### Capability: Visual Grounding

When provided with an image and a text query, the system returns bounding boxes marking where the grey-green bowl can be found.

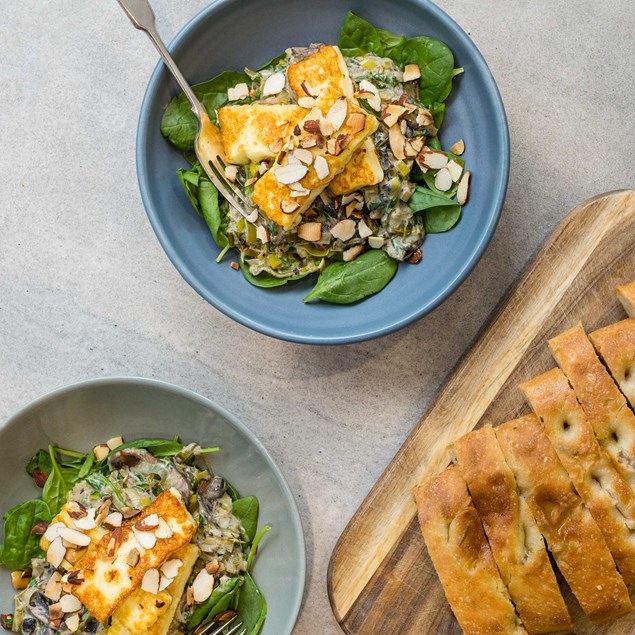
[0,377,305,634]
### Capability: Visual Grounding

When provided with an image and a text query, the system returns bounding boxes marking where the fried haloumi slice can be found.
[329,139,384,195]
[217,104,306,164]
[70,489,196,623]
[107,544,199,635]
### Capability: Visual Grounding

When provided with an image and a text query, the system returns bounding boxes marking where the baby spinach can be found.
[377,28,407,56]
[232,496,259,543]
[0,499,51,570]
[303,250,398,304]
[237,572,267,635]
[338,12,384,57]
[42,446,70,515]
[26,449,52,487]
[409,187,462,233]
[257,52,286,72]
[187,576,240,630]
[239,262,309,288]
[161,70,251,152]
[224,479,241,501]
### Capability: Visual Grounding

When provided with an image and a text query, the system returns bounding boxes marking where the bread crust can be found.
[413,466,527,635]
[495,415,632,624]
[453,426,571,634]
[548,324,635,491]
[616,281,635,317]
[589,318,635,410]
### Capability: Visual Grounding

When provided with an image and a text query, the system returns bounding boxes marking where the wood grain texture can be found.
[328,190,635,635]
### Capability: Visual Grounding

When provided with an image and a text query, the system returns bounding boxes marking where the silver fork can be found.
[195,613,247,635]
[115,0,255,220]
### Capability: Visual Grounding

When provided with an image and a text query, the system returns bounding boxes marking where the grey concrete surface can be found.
[0,1,633,633]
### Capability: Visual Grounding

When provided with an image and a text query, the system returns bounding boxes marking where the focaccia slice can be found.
[413,466,528,635]
[521,368,635,583]
[617,281,635,317]
[549,324,635,491]
[71,490,196,623]
[589,318,635,409]
[496,415,631,624]
[328,139,384,195]
[453,426,571,634]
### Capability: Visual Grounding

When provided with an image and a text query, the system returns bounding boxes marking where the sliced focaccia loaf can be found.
[521,368,635,583]
[549,324,635,491]
[413,466,528,635]
[589,318,635,410]
[495,415,632,624]
[453,426,571,634]
[617,281,635,317]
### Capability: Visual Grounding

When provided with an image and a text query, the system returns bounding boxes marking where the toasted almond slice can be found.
[58,527,91,548]
[141,568,160,595]
[381,104,409,128]
[314,155,329,180]
[280,200,300,215]
[160,559,183,579]
[262,72,285,97]
[159,575,173,592]
[449,139,465,155]
[102,511,122,529]
[274,164,308,185]
[135,514,160,531]
[325,96,348,132]
[155,518,173,539]
[59,594,82,613]
[67,501,88,520]
[258,161,269,175]
[330,219,356,241]
[227,83,249,101]
[127,548,141,568]
[434,167,453,192]
[343,245,364,262]
[107,527,123,557]
[457,170,470,205]
[388,125,406,160]
[298,222,322,242]
[368,236,385,249]
[293,148,313,165]
[297,96,316,108]
[446,159,463,182]
[300,80,318,98]
[45,572,63,601]
[268,138,283,154]
[346,112,366,134]
[93,444,109,461]
[73,507,96,531]
[205,560,220,575]
[299,134,318,149]
[192,569,215,603]
[106,436,124,451]
[66,570,84,586]
[47,537,66,568]
[303,119,321,134]
[256,225,269,243]
[403,64,421,82]
[419,151,448,170]
[287,152,301,165]
[49,603,64,623]
[31,520,49,536]
[416,108,433,127]
[357,219,373,239]
[134,529,157,550]
[358,80,381,111]
[319,117,335,137]
[44,521,66,542]
[224,165,239,182]
[65,613,80,633]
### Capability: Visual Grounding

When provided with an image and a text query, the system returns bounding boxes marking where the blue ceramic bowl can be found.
[0,378,305,635]
[137,0,509,344]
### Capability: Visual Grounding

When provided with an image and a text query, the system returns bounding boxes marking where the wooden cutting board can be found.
[328,190,635,635]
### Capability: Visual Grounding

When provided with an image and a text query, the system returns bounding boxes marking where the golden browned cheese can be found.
[589,318,635,409]
[495,415,632,624]
[616,281,635,317]
[71,490,196,623]
[549,324,635,491]
[328,139,384,195]
[413,466,528,635]
[453,425,571,634]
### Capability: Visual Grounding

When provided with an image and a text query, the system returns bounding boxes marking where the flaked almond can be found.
[224,165,239,183]
[48,603,64,623]
[336,133,353,150]
[403,63,421,82]
[244,176,258,187]
[297,96,316,108]
[256,225,269,243]
[449,139,465,155]
[434,167,453,192]
[160,559,183,579]
[58,527,90,547]
[11,571,30,590]
[227,83,249,101]
[319,117,335,137]
[343,244,364,262]
[45,573,63,601]
[155,518,173,539]
[192,569,215,603]
[205,560,220,575]
[107,527,124,557]
[330,219,356,241]
[341,192,362,206]
[293,148,313,165]
[419,151,448,170]
[280,200,300,215]
[93,444,110,461]
[95,499,112,525]
[300,81,318,98]
[414,155,429,173]
[358,80,381,111]
[65,613,80,633]
[368,236,385,249]
[73,508,96,531]
[159,575,173,592]
[346,112,367,134]
[381,104,409,128]
[268,138,283,154]
[297,222,322,242]
[186,586,195,606]
[66,570,84,585]
[127,548,141,568]
[47,538,66,568]
[314,155,329,180]
[44,522,65,542]
[59,594,82,613]
[121,507,141,520]
[446,159,463,182]
[134,529,157,550]
[303,119,321,134]
[299,134,318,149]
[64,547,86,566]
[135,514,160,532]
[106,436,124,451]
[258,161,269,175]
[357,219,373,239]
[274,164,308,185]
[388,125,406,160]
[262,72,285,97]
[31,520,49,536]
[230,261,240,271]
[102,512,122,529]
[67,502,88,520]
[416,108,433,127]
[457,171,470,205]
[289,181,310,193]
[325,138,341,156]
[141,568,160,595]
[408,248,423,264]
[325,97,348,132]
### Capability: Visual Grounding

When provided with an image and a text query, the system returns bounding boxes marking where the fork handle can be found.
[115,0,204,118]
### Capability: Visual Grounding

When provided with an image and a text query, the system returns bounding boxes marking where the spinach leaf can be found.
[102,438,185,459]
[237,573,267,635]
[377,28,407,56]
[428,101,446,128]
[426,136,442,151]
[257,52,286,72]
[26,450,52,488]
[161,70,250,152]
[239,262,310,288]
[0,499,51,570]
[409,187,462,233]
[338,12,384,57]
[232,496,259,543]
[187,577,240,630]
[42,446,70,515]
[421,154,464,198]
[224,480,241,501]
[303,250,398,304]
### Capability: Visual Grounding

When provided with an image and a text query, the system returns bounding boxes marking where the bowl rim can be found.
[136,0,510,345]
[0,376,307,635]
